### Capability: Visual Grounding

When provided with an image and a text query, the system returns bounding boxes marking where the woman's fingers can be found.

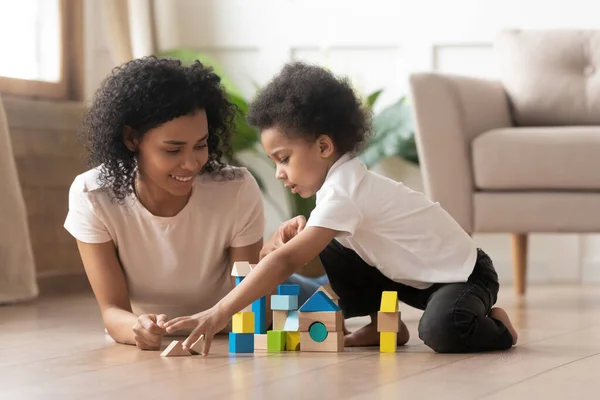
[156,314,168,328]
[164,317,196,334]
[202,333,213,356]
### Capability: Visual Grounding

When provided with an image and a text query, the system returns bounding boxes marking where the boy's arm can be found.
[165,226,338,354]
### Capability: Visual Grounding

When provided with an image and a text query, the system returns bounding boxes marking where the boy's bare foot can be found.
[489,307,518,345]
[344,320,410,347]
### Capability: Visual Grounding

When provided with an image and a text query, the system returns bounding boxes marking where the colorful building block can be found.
[298,311,342,332]
[377,311,400,332]
[252,296,266,334]
[254,334,268,350]
[273,310,288,330]
[299,291,340,312]
[271,295,298,311]
[285,331,301,351]
[277,284,300,296]
[232,312,255,333]
[267,330,286,351]
[380,331,396,353]
[300,331,343,352]
[229,332,254,353]
[231,261,252,277]
[380,291,398,312]
[235,276,244,286]
[308,322,328,342]
[283,310,299,331]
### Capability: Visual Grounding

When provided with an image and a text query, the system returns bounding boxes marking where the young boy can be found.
[164,62,518,355]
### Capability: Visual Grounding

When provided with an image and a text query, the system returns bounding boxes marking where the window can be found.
[0,0,83,100]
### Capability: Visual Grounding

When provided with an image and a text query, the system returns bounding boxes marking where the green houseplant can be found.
[160,48,418,221]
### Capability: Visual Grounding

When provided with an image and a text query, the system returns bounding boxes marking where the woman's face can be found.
[129,109,210,199]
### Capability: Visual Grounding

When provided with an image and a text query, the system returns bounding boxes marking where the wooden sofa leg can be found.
[511,233,528,295]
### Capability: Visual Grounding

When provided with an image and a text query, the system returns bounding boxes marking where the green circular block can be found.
[309,322,328,342]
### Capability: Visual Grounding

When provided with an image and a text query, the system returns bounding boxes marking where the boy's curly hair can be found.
[79,56,236,202]
[246,61,372,155]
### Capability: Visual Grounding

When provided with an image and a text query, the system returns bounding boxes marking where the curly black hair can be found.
[246,61,372,155]
[79,56,236,202]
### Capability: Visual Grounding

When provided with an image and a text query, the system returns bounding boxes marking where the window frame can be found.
[0,0,84,101]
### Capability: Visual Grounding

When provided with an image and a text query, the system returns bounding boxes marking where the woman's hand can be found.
[163,305,230,355]
[260,215,307,259]
[132,313,167,350]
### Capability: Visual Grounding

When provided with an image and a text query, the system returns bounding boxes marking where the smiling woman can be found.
[62,56,266,350]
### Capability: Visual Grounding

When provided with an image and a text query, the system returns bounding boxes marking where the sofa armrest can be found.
[408,73,512,233]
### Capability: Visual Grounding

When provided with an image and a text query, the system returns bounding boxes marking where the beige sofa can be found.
[409,30,600,294]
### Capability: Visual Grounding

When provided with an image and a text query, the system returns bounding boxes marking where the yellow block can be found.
[232,312,255,333]
[380,291,398,312]
[285,331,300,351]
[380,331,397,353]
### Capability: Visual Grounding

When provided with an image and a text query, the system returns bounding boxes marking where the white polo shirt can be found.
[64,166,264,318]
[306,154,478,289]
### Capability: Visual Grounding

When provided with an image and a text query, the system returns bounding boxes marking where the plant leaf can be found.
[359,97,419,167]
[365,89,383,109]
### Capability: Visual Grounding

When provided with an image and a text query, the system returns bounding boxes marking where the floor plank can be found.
[1,284,599,399]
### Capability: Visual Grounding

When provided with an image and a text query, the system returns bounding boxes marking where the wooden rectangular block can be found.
[380,331,396,353]
[300,331,344,352]
[285,331,300,351]
[380,291,398,312]
[270,295,299,311]
[377,311,400,332]
[254,334,268,351]
[283,310,299,331]
[252,296,267,334]
[189,335,205,355]
[273,310,288,330]
[229,332,254,353]
[277,284,300,296]
[299,311,342,332]
[232,312,255,333]
[160,340,192,357]
[267,330,286,352]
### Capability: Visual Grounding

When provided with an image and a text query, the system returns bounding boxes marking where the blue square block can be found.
[277,284,300,296]
[229,332,254,353]
[252,296,267,334]
[235,276,244,286]
[270,295,298,311]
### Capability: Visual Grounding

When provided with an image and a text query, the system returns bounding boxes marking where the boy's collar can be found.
[324,153,352,181]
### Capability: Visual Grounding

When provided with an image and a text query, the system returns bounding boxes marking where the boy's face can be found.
[261,127,334,198]
[126,109,210,199]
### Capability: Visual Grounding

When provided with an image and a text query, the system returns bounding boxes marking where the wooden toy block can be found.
[267,330,286,352]
[283,310,299,331]
[300,331,344,352]
[273,310,288,330]
[380,331,396,353]
[299,310,342,332]
[189,335,205,355]
[241,303,253,312]
[270,294,298,311]
[231,261,253,277]
[160,340,192,357]
[285,331,300,351]
[232,312,255,333]
[299,291,340,312]
[235,276,244,286]
[380,291,398,312]
[377,311,400,333]
[252,296,267,334]
[229,332,254,353]
[277,284,300,296]
[254,334,268,350]
[317,284,340,305]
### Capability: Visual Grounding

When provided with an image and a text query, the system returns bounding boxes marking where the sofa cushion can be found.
[497,30,600,126]
[472,127,600,190]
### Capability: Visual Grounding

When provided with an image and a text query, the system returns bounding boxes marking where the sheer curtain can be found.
[0,95,38,304]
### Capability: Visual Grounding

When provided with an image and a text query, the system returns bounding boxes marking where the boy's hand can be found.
[261,215,306,258]
[163,305,230,355]
[132,313,167,350]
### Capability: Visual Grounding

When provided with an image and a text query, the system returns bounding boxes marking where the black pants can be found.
[319,240,514,353]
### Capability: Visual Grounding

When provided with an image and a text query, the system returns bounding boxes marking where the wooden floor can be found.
[2,284,600,399]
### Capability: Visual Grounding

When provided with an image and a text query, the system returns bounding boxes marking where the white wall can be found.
[84,0,600,284]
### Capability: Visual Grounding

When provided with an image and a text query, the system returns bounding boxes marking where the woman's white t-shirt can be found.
[64,166,264,318]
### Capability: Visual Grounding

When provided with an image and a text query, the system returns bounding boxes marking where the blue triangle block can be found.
[299,291,340,312]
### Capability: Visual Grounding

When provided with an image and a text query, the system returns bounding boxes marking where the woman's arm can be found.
[76,240,165,349]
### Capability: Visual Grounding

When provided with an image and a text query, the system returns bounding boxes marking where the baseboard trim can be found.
[37,272,91,296]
